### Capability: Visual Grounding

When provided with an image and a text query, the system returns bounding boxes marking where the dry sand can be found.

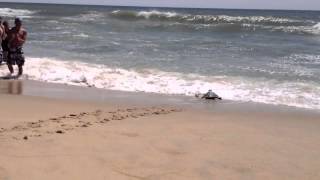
[0,83,320,179]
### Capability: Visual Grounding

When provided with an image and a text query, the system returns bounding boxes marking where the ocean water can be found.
[0,2,320,110]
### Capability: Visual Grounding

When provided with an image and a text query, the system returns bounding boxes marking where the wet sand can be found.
[0,80,320,180]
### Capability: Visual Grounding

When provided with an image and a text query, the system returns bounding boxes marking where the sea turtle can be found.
[196,90,222,100]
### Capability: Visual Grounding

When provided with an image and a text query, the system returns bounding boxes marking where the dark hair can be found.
[15,18,22,24]
[3,20,9,27]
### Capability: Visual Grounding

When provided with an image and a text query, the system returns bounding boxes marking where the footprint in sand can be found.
[1,107,181,140]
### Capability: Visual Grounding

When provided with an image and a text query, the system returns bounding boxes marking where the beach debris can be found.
[56,130,64,134]
[23,136,28,140]
[0,128,6,133]
[79,112,87,116]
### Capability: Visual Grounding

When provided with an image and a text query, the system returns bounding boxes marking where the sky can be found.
[2,0,320,10]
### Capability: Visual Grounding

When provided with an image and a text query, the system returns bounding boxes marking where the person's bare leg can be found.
[3,52,8,63]
[7,64,14,74]
[18,65,23,76]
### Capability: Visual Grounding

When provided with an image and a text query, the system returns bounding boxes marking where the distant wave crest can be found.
[314,22,320,29]
[0,8,36,18]
[108,10,320,35]
[62,11,105,22]
[110,10,305,26]
[312,22,320,34]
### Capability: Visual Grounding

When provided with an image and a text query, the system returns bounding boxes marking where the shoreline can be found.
[1,79,320,179]
[2,55,320,110]
[1,79,320,115]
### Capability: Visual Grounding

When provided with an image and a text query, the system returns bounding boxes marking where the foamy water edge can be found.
[1,57,319,110]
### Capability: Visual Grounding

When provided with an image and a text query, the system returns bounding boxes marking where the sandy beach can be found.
[0,2,319,179]
[0,80,319,180]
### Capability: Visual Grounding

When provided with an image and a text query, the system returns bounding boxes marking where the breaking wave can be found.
[108,10,320,35]
[0,8,36,18]
[1,57,319,110]
[312,22,320,33]
[62,11,105,22]
[269,22,320,35]
[110,10,306,26]
[56,10,320,35]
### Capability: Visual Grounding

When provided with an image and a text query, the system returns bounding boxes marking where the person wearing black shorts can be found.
[7,18,27,76]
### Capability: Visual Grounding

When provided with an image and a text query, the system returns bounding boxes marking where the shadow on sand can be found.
[0,75,20,80]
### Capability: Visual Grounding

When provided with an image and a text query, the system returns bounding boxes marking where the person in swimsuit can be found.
[1,20,10,64]
[7,18,27,76]
[0,17,4,64]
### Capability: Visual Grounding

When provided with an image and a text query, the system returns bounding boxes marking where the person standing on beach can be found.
[1,20,10,64]
[0,17,4,64]
[7,18,27,76]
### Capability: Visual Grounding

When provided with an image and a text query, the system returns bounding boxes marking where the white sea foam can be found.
[314,22,320,29]
[242,23,320,35]
[1,57,319,110]
[136,10,178,18]
[285,54,320,65]
[62,11,105,22]
[281,24,320,35]
[0,8,36,18]
[73,33,90,38]
[312,22,320,34]
[192,15,300,24]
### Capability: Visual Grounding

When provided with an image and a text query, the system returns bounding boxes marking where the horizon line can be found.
[1,1,320,12]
